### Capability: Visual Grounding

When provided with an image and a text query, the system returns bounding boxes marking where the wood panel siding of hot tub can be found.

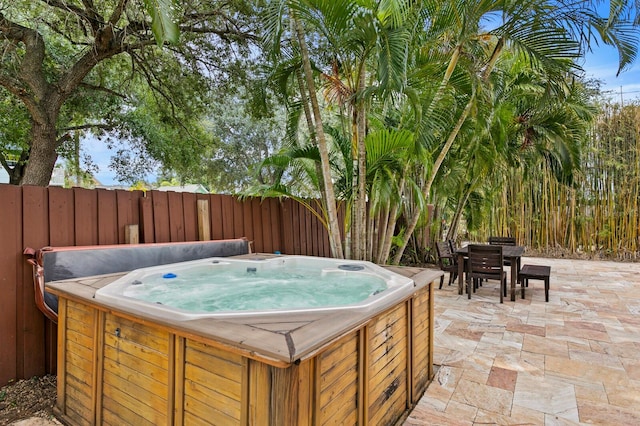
[52,268,437,426]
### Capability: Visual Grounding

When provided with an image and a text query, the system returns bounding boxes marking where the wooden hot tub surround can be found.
[48,256,439,426]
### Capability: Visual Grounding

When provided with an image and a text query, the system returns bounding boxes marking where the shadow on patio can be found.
[405,257,640,425]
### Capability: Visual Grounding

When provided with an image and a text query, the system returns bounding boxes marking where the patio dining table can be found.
[456,244,525,301]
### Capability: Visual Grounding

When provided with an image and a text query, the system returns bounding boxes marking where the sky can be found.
[582,44,640,104]
[84,34,640,187]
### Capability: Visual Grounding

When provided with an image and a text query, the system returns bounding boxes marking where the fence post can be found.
[125,225,139,244]
[197,199,211,241]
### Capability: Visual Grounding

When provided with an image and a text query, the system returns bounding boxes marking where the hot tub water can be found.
[94,255,415,320]
[125,263,387,311]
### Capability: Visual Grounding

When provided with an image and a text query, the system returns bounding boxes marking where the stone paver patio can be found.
[405,257,640,425]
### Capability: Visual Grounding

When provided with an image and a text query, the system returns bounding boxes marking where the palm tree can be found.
[263,0,345,258]
[300,0,419,259]
[390,0,638,263]
[446,51,596,243]
[262,0,420,260]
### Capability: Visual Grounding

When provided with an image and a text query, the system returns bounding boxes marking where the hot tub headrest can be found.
[24,238,250,323]
[41,239,249,283]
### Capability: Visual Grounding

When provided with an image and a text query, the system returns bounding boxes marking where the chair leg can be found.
[544,277,549,302]
[499,277,504,304]
[449,271,456,286]
[439,274,444,289]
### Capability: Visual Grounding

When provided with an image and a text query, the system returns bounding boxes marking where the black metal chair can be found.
[436,241,458,289]
[466,244,507,303]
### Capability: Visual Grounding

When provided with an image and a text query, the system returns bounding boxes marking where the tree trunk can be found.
[390,38,505,264]
[355,67,368,260]
[378,173,406,264]
[351,109,360,259]
[21,117,59,186]
[293,14,344,259]
[446,180,476,242]
[375,201,390,264]
[392,91,475,264]
[295,68,330,220]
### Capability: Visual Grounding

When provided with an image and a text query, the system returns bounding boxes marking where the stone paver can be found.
[405,257,640,425]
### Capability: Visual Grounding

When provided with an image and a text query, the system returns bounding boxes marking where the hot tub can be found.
[48,253,439,425]
[94,256,416,320]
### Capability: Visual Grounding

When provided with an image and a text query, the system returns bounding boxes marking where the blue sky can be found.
[83,136,158,186]
[582,44,640,103]
[83,136,118,185]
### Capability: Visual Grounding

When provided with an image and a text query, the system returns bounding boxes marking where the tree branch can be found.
[55,26,130,100]
[37,0,103,33]
[78,82,127,99]
[108,0,128,26]
[59,123,114,133]
[41,18,92,47]
[0,12,48,95]
[179,25,258,41]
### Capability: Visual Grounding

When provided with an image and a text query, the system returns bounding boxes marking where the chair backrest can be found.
[488,236,516,246]
[467,244,504,279]
[436,241,456,268]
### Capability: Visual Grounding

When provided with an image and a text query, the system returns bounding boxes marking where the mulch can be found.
[0,375,56,425]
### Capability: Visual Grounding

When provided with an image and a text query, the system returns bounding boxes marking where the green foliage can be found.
[0,88,29,156]
[0,0,260,185]
[198,97,287,194]
[144,0,181,46]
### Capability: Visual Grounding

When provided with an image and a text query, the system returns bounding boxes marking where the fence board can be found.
[281,199,294,255]
[233,199,244,239]
[182,193,198,241]
[242,200,254,246]
[74,188,98,246]
[151,191,170,243]
[49,186,75,246]
[0,185,21,385]
[260,200,273,254]
[291,202,300,254]
[221,195,235,240]
[167,191,186,242]
[270,198,282,253]
[316,205,324,256]
[210,195,224,240]
[251,198,263,253]
[117,190,140,244]
[309,202,317,257]
[139,196,154,243]
[316,201,326,257]
[97,189,118,245]
[302,204,311,256]
[21,186,50,378]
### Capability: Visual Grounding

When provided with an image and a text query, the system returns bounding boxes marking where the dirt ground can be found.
[0,376,57,426]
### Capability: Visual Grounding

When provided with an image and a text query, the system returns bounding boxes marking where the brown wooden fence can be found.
[0,184,332,386]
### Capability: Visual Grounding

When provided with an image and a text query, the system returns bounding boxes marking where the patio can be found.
[405,256,640,425]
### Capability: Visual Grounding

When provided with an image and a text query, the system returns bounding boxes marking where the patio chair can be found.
[466,244,507,303]
[436,241,458,289]
[448,239,475,287]
[488,236,516,246]
[488,236,516,266]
